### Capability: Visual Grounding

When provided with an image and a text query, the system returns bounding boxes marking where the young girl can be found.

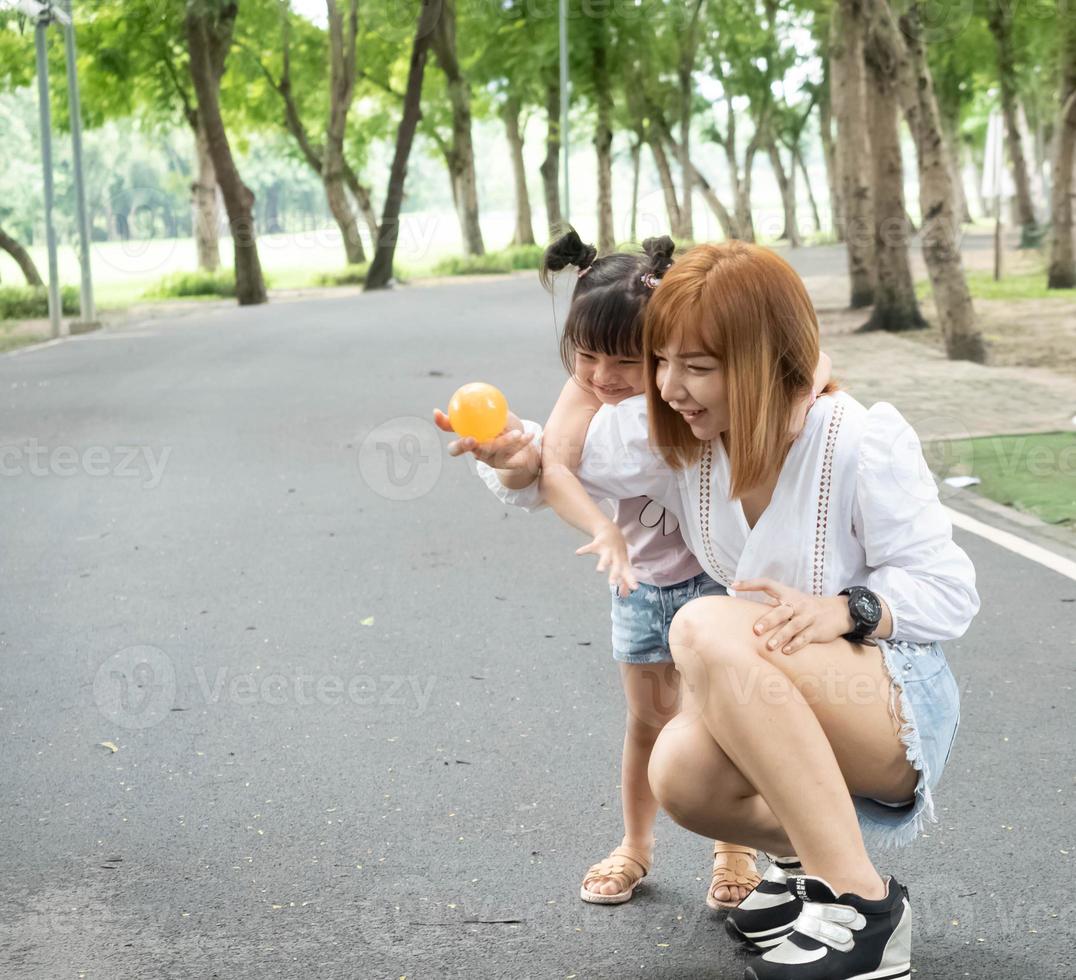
[487,241,977,979]
[535,230,763,908]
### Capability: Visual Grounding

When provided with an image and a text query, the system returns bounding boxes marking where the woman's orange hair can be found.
[643,241,825,498]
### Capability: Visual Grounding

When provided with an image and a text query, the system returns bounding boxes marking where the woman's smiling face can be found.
[573,349,645,404]
[652,333,729,441]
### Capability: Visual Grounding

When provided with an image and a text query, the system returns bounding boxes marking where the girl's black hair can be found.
[540,228,676,376]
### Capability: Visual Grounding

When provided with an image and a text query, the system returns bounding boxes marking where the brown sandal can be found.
[579,844,651,905]
[706,842,762,910]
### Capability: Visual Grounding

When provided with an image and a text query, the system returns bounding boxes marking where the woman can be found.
[468,241,977,980]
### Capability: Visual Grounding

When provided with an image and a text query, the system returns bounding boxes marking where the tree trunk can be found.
[767,139,801,246]
[0,224,44,285]
[736,136,760,243]
[820,64,844,239]
[365,1,441,290]
[721,89,746,239]
[649,133,682,235]
[656,117,736,240]
[1048,1,1076,288]
[191,119,221,271]
[263,3,368,264]
[629,137,641,242]
[676,0,706,241]
[988,0,1040,246]
[940,114,973,224]
[832,0,875,307]
[861,7,926,332]
[343,173,380,247]
[795,145,823,234]
[591,23,615,253]
[431,0,484,255]
[325,0,365,265]
[184,1,267,306]
[687,157,736,240]
[502,97,535,246]
[539,75,562,238]
[890,1,985,360]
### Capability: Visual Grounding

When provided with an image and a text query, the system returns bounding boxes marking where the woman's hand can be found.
[576,521,639,597]
[433,408,539,474]
[731,578,854,655]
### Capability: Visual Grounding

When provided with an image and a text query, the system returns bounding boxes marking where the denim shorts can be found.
[853,638,961,852]
[610,571,728,664]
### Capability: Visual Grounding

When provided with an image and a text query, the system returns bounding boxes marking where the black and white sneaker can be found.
[725,855,804,950]
[744,873,911,980]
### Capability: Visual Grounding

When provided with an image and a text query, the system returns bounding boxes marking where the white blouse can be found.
[481,391,979,644]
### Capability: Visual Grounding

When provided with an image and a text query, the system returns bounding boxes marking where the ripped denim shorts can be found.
[853,638,961,852]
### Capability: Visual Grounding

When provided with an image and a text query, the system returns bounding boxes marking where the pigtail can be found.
[540,227,598,291]
[641,235,676,281]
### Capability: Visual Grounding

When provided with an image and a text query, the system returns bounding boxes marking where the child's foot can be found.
[744,873,911,980]
[707,842,762,910]
[579,843,651,905]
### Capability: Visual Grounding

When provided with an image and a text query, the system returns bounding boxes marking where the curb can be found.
[941,484,1076,570]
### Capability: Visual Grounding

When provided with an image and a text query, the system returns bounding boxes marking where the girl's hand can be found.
[433,408,538,473]
[576,521,639,597]
[731,578,854,655]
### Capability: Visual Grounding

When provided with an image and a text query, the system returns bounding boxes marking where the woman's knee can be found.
[647,717,716,813]
[668,596,761,682]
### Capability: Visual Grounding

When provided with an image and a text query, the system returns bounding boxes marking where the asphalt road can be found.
[0,274,1072,979]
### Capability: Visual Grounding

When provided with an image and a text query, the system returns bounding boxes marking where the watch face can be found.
[854,591,882,625]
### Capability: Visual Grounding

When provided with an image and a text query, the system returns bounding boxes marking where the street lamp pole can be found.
[31,7,62,338]
[61,0,96,327]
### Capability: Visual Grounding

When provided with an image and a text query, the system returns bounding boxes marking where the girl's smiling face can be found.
[573,349,644,404]
[652,334,729,441]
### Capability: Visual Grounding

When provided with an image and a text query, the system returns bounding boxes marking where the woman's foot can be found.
[707,842,762,910]
[579,841,652,905]
[744,873,911,980]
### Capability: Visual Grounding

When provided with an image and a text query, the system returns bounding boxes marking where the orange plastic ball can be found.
[448,382,509,443]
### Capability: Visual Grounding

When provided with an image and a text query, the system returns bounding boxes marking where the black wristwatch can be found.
[839,587,883,643]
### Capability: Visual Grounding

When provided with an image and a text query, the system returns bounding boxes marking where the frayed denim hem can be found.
[852,638,942,852]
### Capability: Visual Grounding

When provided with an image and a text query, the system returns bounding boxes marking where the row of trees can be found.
[1,1,1074,362]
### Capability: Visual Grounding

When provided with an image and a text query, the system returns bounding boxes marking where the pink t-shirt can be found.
[613,495,703,587]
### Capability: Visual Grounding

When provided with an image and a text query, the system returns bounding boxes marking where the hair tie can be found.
[577,266,592,279]
[640,273,660,289]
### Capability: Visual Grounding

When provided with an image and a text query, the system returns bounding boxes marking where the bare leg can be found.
[583,662,680,897]
[652,596,918,900]
[619,662,679,851]
[649,714,795,856]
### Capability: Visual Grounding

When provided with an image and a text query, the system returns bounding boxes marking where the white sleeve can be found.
[575,397,678,508]
[852,402,980,643]
[473,419,547,513]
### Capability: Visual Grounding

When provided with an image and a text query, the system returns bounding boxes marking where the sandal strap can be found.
[713,843,757,858]
[582,845,651,889]
[710,844,762,891]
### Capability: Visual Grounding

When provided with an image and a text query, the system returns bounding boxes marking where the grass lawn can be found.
[917,266,1076,303]
[935,432,1076,526]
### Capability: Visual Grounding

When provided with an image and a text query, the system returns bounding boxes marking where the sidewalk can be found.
[795,247,1076,442]
[795,245,1076,556]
